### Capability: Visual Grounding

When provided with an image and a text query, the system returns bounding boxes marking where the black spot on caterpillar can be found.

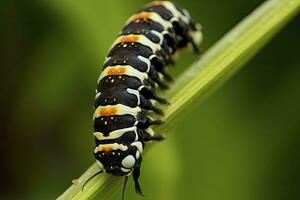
[83,1,203,199]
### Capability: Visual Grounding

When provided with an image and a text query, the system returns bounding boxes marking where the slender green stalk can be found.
[57,0,300,199]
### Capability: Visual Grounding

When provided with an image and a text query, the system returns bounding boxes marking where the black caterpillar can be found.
[83,1,202,199]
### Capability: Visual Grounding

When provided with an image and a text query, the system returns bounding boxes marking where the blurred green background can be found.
[1,0,300,199]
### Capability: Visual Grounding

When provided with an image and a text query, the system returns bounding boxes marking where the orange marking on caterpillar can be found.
[132,12,153,21]
[101,145,113,152]
[107,67,127,76]
[119,35,140,43]
[99,107,118,116]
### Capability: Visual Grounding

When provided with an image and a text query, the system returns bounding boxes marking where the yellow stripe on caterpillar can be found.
[94,126,138,140]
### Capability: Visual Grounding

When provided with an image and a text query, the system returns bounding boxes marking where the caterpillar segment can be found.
[84,1,203,199]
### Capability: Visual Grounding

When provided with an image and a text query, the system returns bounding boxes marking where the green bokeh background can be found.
[1,0,300,199]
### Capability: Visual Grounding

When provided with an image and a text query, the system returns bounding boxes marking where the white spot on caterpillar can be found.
[121,155,136,168]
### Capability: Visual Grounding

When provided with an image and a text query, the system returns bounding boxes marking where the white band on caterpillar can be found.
[94,126,138,140]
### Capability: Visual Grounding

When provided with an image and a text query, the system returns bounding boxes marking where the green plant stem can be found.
[57,0,300,199]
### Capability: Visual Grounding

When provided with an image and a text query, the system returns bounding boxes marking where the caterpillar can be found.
[83,1,203,199]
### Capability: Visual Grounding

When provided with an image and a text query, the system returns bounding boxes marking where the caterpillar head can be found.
[94,142,143,176]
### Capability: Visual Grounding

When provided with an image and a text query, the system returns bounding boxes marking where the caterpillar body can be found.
[87,1,203,198]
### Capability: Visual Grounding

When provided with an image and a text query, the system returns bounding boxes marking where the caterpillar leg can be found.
[160,70,173,82]
[148,134,165,141]
[137,112,164,129]
[148,66,171,88]
[133,167,144,196]
[147,77,169,90]
[138,128,165,142]
[139,86,169,104]
[140,96,164,115]
[153,78,170,90]
[122,176,129,200]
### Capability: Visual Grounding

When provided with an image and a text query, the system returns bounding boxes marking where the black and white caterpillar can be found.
[84,1,202,199]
